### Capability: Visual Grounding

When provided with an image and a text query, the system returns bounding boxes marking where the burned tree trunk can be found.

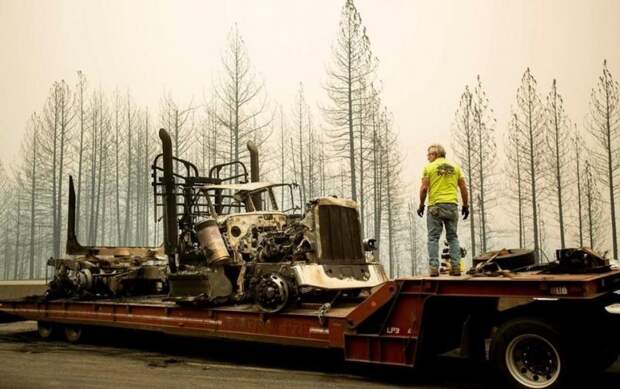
[588,60,620,258]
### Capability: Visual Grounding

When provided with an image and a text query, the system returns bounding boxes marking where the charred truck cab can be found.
[47,129,387,312]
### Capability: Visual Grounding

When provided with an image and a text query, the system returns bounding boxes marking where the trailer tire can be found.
[37,321,56,340]
[63,325,83,343]
[490,317,567,389]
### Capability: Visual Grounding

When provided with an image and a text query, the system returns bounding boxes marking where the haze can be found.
[1,0,619,185]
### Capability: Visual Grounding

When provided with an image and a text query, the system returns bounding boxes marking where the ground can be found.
[0,321,618,389]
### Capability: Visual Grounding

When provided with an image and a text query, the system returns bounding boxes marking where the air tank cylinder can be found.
[196,219,230,265]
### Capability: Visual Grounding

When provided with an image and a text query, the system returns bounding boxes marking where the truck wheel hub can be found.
[506,334,560,388]
[255,273,290,313]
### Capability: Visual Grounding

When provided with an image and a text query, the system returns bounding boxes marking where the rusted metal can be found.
[0,299,337,348]
[3,270,619,367]
[471,248,534,271]
[344,334,416,366]
[345,281,398,328]
[398,270,620,299]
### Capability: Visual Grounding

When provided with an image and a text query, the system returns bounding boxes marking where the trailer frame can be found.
[2,271,619,372]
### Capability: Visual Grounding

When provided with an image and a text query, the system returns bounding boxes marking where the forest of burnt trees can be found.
[1,0,620,280]
[454,62,620,264]
[0,0,413,280]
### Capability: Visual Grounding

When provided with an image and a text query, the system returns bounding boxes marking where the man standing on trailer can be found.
[417,144,469,277]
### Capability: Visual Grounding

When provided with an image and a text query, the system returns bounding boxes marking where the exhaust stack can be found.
[247,141,260,210]
[65,176,87,255]
[159,128,178,272]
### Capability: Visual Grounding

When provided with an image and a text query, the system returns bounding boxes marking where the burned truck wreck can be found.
[47,129,387,312]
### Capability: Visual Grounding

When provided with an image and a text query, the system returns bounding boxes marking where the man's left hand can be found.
[461,205,469,220]
[417,205,425,217]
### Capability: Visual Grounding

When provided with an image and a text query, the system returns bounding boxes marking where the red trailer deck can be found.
[2,271,620,388]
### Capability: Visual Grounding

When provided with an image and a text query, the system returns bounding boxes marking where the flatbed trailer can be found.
[2,271,620,389]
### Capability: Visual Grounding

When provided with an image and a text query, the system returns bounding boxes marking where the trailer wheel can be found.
[37,322,55,340]
[63,325,83,343]
[490,317,566,389]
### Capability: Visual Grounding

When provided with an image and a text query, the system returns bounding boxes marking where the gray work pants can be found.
[427,203,460,269]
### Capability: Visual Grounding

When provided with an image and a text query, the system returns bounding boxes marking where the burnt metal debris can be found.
[46,128,388,312]
[468,247,610,276]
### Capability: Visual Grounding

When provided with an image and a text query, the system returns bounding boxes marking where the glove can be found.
[417,205,425,217]
[461,205,469,220]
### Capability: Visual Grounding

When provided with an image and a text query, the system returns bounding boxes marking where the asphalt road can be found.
[0,321,618,389]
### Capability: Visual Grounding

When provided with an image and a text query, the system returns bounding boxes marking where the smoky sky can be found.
[1,0,619,189]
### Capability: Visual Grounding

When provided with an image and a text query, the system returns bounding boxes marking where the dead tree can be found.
[307,112,318,201]
[292,83,308,206]
[112,90,124,245]
[10,116,41,279]
[356,79,376,238]
[323,0,376,201]
[87,90,106,245]
[278,106,287,206]
[506,114,525,248]
[27,116,39,278]
[95,95,112,245]
[214,24,271,180]
[41,81,75,258]
[370,87,383,260]
[407,200,425,275]
[75,71,87,236]
[452,86,476,255]
[160,92,194,165]
[513,68,546,261]
[382,111,404,277]
[587,60,620,258]
[583,160,603,249]
[123,92,139,245]
[472,76,496,253]
[0,162,10,278]
[451,77,496,257]
[197,96,223,176]
[140,111,153,246]
[13,191,22,279]
[544,79,571,249]
[574,131,585,247]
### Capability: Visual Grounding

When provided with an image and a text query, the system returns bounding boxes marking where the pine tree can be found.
[214,24,271,180]
[323,0,376,201]
[452,86,476,255]
[512,68,547,261]
[545,79,571,248]
[582,160,603,249]
[587,60,620,258]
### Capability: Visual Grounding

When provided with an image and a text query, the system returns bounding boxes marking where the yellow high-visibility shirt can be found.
[422,157,462,206]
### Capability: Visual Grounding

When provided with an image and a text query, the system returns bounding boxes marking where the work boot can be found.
[449,267,461,276]
[429,267,439,277]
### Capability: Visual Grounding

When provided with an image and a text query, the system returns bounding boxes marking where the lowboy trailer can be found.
[2,270,620,389]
